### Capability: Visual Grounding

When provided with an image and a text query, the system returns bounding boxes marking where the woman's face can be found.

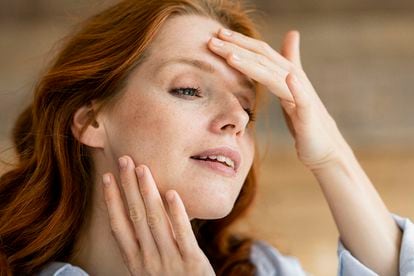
[101,15,256,220]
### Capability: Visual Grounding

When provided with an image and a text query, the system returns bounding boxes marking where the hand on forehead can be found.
[143,15,257,104]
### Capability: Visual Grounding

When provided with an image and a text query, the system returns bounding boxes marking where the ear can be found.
[71,102,105,148]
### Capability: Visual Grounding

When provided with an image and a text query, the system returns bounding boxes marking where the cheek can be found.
[105,92,201,183]
[244,135,255,171]
[104,90,255,219]
[108,96,187,158]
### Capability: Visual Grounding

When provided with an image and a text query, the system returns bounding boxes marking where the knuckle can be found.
[128,266,140,276]
[226,52,235,62]
[109,220,122,236]
[174,229,187,242]
[124,252,140,271]
[128,204,144,223]
[139,184,151,197]
[257,54,268,66]
[122,252,136,268]
[174,227,191,243]
[120,178,131,190]
[121,252,130,264]
[260,41,271,53]
[142,253,161,275]
[147,213,161,229]
[104,192,114,206]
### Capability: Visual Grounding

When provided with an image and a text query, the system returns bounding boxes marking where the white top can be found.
[36,213,414,276]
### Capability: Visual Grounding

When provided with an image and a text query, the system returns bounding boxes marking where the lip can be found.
[190,146,241,177]
[190,158,237,177]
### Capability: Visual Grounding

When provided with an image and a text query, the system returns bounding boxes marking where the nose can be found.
[210,97,250,137]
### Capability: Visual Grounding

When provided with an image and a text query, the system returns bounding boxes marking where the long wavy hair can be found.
[0,0,266,275]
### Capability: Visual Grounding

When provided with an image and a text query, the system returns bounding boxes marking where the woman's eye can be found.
[170,87,202,97]
[244,108,256,123]
[170,86,255,123]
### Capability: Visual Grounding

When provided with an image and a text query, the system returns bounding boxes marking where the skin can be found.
[96,15,256,221]
[70,15,254,275]
[70,15,402,276]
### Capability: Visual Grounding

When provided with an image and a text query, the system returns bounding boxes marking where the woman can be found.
[0,0,412,275]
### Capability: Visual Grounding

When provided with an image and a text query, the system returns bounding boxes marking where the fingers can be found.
[165,190,200,259]
[280,32,334,119]
[102,173,141,269]
[118,156,159,261]
[285,73,311,111]
[217,27,292,71]
[280,31,330,116]
[281,30,303,69]
[104,159,207,273]
[136,165,180,260]
[208,36,294,102]
[279,73,310,122]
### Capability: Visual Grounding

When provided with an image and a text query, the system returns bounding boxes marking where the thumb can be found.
[280,30,302,69]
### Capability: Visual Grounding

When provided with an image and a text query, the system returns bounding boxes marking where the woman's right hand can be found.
[102,155,215,276]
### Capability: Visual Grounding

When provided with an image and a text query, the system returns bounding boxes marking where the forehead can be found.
[145,15,256,94]
[149,15,221,55]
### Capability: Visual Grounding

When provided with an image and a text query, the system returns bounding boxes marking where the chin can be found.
[187,201,235,220]
[174,173,243,220]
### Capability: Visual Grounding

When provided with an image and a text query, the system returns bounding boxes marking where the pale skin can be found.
[70,15,402,275]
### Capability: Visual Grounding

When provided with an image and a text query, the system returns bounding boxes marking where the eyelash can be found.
[169,86,256,123]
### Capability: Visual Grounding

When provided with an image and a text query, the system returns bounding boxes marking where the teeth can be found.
[195,155,235,169]
[224,158,235,169]
[217,156,226,162]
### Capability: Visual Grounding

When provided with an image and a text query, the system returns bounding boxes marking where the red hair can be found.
[0,0,265,274]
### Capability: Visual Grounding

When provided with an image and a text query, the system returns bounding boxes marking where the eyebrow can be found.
[157,57,256,93]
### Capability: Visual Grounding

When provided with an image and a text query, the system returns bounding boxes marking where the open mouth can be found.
[190,156,236,177]
[191,156,234,169]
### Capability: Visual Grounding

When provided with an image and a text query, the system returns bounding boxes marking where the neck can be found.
[69,153,129,275]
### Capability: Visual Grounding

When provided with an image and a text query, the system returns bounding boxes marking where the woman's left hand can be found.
[208,29,403,275]
[208,28,352,170]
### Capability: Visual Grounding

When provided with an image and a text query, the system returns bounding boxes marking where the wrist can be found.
[306,145,356,173]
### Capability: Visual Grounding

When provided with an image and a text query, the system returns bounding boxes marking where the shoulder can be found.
[36,262,89,276]
[250,240,309,276]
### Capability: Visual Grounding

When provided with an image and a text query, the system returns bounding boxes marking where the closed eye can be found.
[244,108,256,123]
[169,87,202,97]
[170,86,256,123]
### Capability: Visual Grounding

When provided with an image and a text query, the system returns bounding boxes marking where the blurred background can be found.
[0,0,413,275]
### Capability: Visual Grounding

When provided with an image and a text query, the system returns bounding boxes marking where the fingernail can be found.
[135,166,145,178]
[211,37,224,46]
[118,157,127,170]
[221,28,233,36]
[102,174,111,187]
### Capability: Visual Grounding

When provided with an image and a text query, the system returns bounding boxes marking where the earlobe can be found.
[71,103,105,149]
